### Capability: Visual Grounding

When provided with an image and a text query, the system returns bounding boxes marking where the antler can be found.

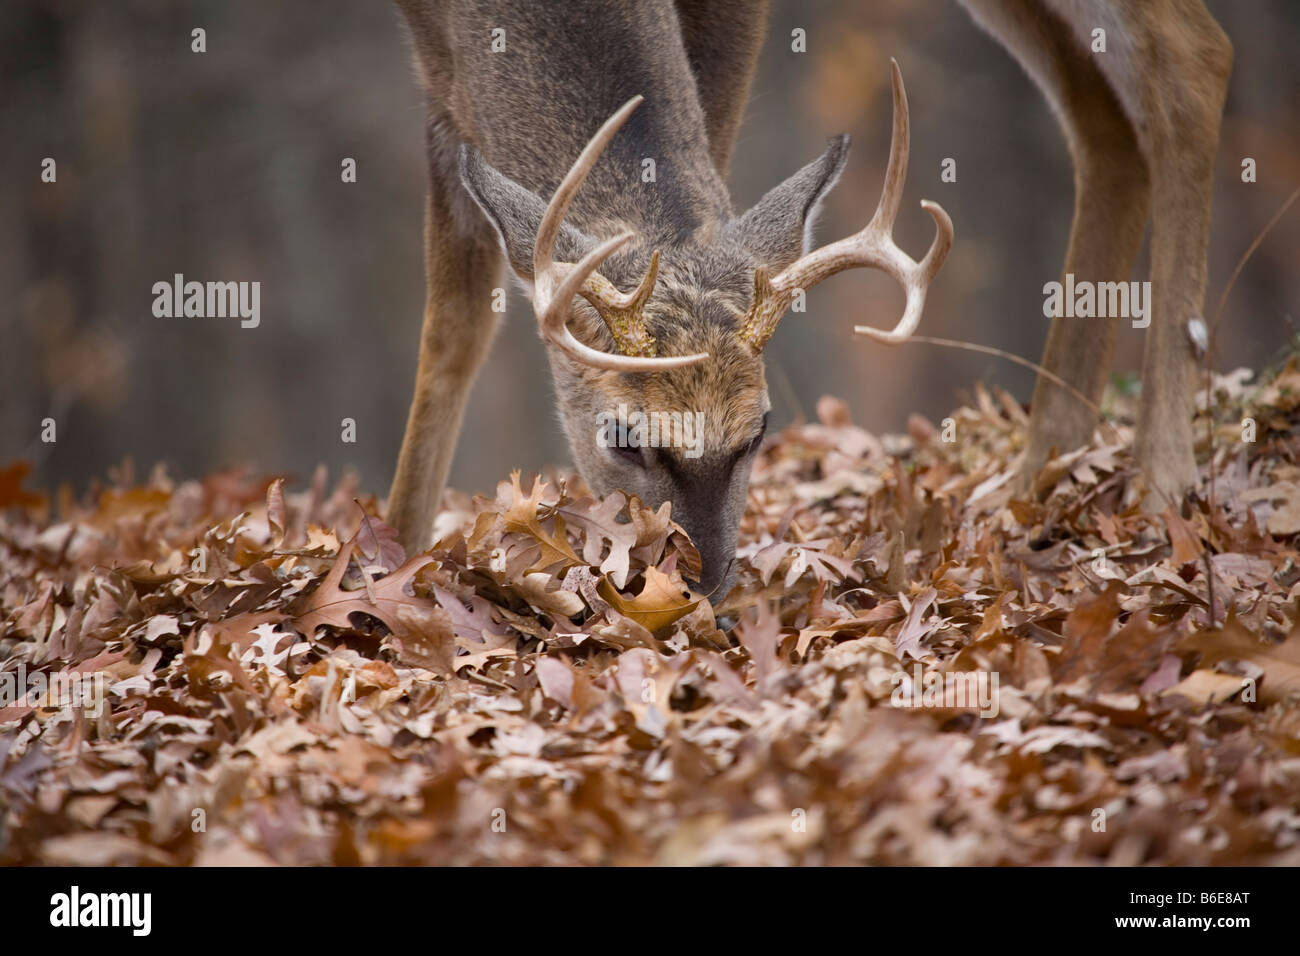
[738,59,954,352]
[533,97,708,371]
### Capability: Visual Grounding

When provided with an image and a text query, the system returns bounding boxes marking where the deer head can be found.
[460,62,952,600]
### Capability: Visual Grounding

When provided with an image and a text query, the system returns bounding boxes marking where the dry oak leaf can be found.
[734,601,783,694]
[1162,506,1202,566]
[355,506,406,573]
[893,587,939,661]
[1162,669,1247,706]
[291,536,443,646]
[266,477,287,547]
[1240,481,1300,537]
[387,603,456,676]
[534,655,604,715]
[1052,584,1122,684]
[1178,618,1300,704]
[747,537,856,588]
[0,461,46,509]
[511,571,586,618]
[558,492,693,589]
[503,472,582,572]
[597,566,699,633]
[90,486,171,529]
[557,491,639,588]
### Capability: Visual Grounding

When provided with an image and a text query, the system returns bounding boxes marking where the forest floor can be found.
[2,360,1300,865]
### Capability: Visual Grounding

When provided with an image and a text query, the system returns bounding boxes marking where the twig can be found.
[873,334,1121,444]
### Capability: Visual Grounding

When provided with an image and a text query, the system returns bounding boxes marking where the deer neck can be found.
[453,1,734,244]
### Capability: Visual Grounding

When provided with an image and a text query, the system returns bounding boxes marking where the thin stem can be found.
[881,334,1120,444]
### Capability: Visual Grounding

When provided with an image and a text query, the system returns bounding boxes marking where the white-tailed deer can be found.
[387,0,1231,600]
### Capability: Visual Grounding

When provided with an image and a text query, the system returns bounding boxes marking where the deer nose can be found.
[686,545,737,605]
[672,493,743,604]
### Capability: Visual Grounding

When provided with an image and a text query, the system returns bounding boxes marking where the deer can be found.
[385,0,1231,602]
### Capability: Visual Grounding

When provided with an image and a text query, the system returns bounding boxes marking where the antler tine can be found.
[539,231,648,371]
[852,59,953,342]
[854,198,953,343]
[868,58,909,234]
[739,59,954,352]
[533,97,640,281]
[614,249,659,312]
[533,98,708,372]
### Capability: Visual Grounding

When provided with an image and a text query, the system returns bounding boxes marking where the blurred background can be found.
[2,0,1297,500]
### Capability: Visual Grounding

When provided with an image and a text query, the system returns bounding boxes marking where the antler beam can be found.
[738,60,954,352]
[532,97,708,371]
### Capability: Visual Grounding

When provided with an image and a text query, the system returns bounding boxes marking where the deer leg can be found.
[1113,1,1232,506]
[387,154,503,554]
[1022,87,1149,487]
[963,0,1230,502]
[1031,0,1232,503]
[957,0,1150,488]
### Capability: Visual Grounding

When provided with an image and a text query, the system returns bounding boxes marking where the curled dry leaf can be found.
[597,566,699,633]
[4,358,1300,865]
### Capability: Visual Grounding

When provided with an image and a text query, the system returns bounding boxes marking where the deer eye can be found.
[613,444,644,468]
[611,423,645,469]
[746,413,770,456]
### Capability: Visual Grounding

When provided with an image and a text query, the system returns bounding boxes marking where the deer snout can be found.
[688,551,737,604]
[674,500,743,604]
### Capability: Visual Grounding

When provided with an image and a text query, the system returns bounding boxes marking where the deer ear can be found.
[726,134,850,270]
[459,146,594,281]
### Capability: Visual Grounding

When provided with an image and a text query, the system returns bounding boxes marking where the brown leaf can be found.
[503,472,582,572]
[266,477,287,546]
[893,587,937,661]
[1179,618,1300,704]
[292,537,439,644]
[535,655,602,716]
[0,461,46,509]
[1163,507,1201,566]
[1162,669,1246,705]
[557,491,638,588]
[735,601,782,693]
[1053,584,1121,683]
[598,567,698,633]
[386,604,456,676]
[355,505,406,572]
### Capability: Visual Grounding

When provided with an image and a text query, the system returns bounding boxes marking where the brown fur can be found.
[387,0,1231,600]
[390,0,806,597]
[955,0,1232,502]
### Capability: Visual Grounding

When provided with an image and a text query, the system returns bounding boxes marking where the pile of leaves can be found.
[3,361,1300,865]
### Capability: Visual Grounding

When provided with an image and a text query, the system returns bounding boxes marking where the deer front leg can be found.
[387,174,503,554]
[958,0,1153,489]
[1129,9,1232,506]
[995,0,1230,504]
[1021,117,1149,487]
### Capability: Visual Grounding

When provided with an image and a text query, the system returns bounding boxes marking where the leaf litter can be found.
[3,363,1300,865]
